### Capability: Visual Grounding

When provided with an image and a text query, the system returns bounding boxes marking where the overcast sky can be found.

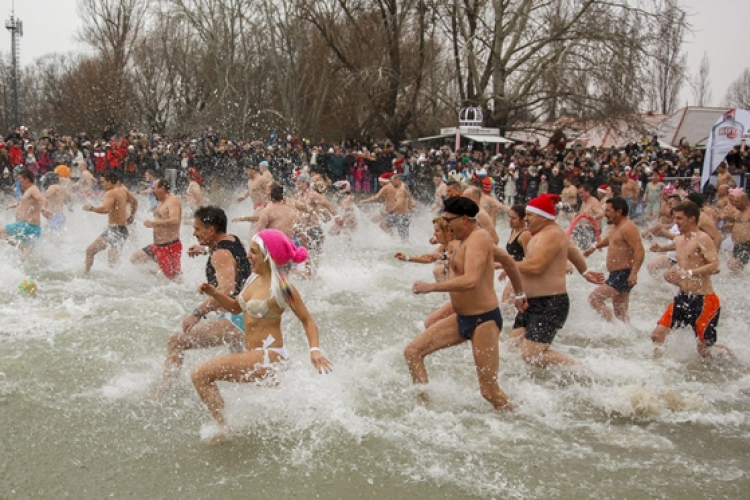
[0,0,747,110]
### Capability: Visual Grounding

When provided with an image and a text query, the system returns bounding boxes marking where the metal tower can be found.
[5,1,22,128]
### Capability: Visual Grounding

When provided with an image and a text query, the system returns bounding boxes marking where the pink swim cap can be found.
[254,229,308,265]
[729,188,744,198]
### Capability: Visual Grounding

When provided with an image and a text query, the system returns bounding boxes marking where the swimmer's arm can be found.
[203,249,239,313]
[89,190,116,213]
[493,246,525,295]
[125,189,138,212]
[200,285,242,314]
[360,190,384,204]
[288,285,332,373]
[288,285,320,347]
[650,241,675,252]
[624,224,645,275]
[567,243,589,275]
[692,234,720,277]
[255,210,270,231]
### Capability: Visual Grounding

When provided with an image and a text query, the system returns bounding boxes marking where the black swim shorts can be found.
[513,293,570,345]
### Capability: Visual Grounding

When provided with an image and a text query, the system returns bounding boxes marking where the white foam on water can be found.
[2,199,750,498]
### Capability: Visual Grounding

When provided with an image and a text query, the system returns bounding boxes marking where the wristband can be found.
[310,347,320,353]
[515,293,526,299]
[192,309,206,319]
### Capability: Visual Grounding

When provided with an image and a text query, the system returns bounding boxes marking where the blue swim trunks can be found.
[5,221,42,245]
[48,213,66,231]
[219,311,245,332]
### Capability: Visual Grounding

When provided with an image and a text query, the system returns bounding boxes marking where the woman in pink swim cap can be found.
[194,229,332,444]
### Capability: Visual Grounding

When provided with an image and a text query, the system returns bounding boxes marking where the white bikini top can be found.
[237,274,285,320]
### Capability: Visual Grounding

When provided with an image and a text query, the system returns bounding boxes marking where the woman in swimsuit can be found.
[498,205,531,305]
[394,217,458,282]
[194,229,332,444]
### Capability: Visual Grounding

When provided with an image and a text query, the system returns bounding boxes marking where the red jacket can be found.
[106,146,121,169]
[94,151,107,173]
[9,146,23,167]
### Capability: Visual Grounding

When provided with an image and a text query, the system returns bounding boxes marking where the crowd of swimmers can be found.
[1,160,745,444]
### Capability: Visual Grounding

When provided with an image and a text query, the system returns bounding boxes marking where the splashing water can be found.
[0,201,749,499]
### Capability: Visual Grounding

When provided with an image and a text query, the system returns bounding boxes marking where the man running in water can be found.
[235,182,298,239]
[406,196,527,411]
[157,206,252,394]
[584,197,644,323]
[463,186,500,244]
[0,169,46,261]
[237,164,271,211]
[512,193,604,367]
[41,173,73,232]
[83,171,138,272]
[130,178,183,279]
[724,192,750,273]
[361,174,411,240]
[651,201,733,359]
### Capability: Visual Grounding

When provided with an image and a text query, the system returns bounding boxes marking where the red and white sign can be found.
[702,109,750,188]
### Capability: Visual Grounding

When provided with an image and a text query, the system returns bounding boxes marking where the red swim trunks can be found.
[143,240,182,278]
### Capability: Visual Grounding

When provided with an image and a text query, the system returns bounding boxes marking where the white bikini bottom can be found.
[253,334,290,365]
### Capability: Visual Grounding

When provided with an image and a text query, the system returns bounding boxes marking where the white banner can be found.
[702,109,750,188]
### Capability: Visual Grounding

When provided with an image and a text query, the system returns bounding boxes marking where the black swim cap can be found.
[443,196,479,217]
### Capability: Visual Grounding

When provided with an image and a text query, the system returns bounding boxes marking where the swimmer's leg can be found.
[612,292,630,323]
[423,301,454,329]
[191,350,269,438]
[157,319,244,395]
[404,314,464,403]
[588,284,618,322]
[18,243,32,262]
[130,249,151,264]
[85,237,107,273]
[650,324,671,358]
[108,247,121,268]
[471,321,513,411]
[519,338,579,368]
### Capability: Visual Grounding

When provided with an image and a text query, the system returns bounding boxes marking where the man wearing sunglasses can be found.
[406,196,527,411]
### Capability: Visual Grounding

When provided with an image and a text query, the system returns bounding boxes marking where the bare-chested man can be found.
[685,193,722,251]
[479,178,508,225]
[329,180,357,236]
[621,176,640,215]
[184,167,204,220]
[715,163,736,189]
[237,165,271,211]
[406,196,527,411]
[463,186,500,244]
[131,178,183,279]
[83,171,139,272]
[236,183,298,239]
[584,197,644,323]
[651,201,733,359]
[724,192,750,273]
[560,178,578,219]
[42,173,73,231]
[361,174,411,241]
[511,193,605,367]
[75,162,97,199]
[578,184,603,222]
[0,169,46,261]
[433,174,447,213]
[712,184,730,221]
[294,174,342,271]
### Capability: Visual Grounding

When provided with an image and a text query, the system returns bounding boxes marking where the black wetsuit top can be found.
[206,235,252,297]
[506,230,526,262]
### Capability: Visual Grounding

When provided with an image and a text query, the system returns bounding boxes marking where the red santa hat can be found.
[481,177,493,193]
[597,184,608,194]
[526,193,559,220]
[378,172,394,183]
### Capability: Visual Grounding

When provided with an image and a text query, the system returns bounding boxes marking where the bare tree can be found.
[724,68,750,109]
[646,0,687,114]
[297,0,432,143]
[690,52,712,107]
